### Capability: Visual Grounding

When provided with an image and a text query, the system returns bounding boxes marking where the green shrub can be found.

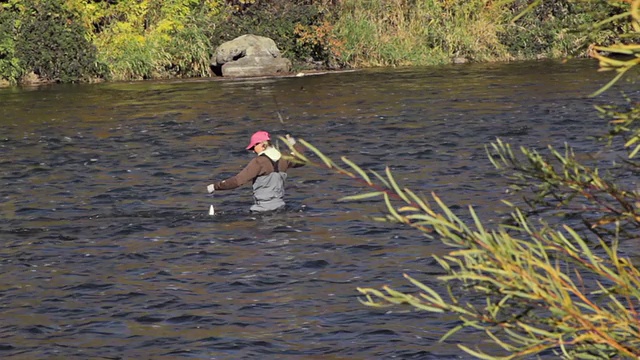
[98,35,162,81]
[15,0,104,83]
[164,23,214,78]
[88,0,221,80]
[0,8,24,84]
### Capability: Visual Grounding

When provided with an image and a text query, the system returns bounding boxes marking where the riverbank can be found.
[0,68,365,88]
[0,1,621,87]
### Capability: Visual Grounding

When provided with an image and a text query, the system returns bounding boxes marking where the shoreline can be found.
[0,68,361,89]
[0,57,590,89]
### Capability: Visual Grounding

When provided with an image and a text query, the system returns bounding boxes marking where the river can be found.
[0,59,634,359]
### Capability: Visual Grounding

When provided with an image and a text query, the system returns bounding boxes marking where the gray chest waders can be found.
[250,155,287,212]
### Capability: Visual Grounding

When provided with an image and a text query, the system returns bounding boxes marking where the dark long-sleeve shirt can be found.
[214,143,305,190]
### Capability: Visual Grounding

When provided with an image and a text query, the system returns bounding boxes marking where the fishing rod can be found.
[272,94,285,126]
[273,94,296,150]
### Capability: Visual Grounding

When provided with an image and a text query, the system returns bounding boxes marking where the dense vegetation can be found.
[0,0,628,85]
[284,0,640,358]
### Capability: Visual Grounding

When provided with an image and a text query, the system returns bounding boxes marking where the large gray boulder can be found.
[212,34,292,78]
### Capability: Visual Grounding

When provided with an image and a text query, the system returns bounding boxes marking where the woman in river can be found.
[207,131,305,212]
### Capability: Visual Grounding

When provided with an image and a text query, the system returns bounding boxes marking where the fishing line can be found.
[272,94,292,153]
[272,94,286,126]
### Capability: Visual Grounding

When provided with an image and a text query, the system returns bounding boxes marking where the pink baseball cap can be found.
[246,131,271,150]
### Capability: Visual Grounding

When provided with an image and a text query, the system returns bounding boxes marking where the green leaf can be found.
[516,321,561,339]
[440,324,464,342]
[469,206,485,235]
[592,11,632,29]
[590,67,630,97]
[383,192,405,223]
[385,166,410,203]
[370,169,391,188]
[299,138,335,169]
[511,0,541,23]
[404,188,433,214]
[563,225,598,267]
[340,191,385,202]
[341,156,373,185]
[458,344,513,360]
[404,273,444,304]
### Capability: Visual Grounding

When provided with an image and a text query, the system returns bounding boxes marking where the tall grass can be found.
[498,0,623,61]
[84,0,218,81]
[332,0,511,67]
[95,35,150,81]
[94,20,213,81]
[164,24,212,78]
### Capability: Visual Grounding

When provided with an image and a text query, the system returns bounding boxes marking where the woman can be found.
[207,131,305,212]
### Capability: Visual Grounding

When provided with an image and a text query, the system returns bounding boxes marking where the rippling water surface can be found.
[0,60,631,359]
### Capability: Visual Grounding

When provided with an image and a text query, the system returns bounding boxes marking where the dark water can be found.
[0,59,633,359]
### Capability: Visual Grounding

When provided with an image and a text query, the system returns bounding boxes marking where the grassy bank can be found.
[332,0,510,67]
[0,0,626,85]
[330,0,622,67]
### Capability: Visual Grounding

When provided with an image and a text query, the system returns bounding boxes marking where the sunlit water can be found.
[0,59,635,359]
